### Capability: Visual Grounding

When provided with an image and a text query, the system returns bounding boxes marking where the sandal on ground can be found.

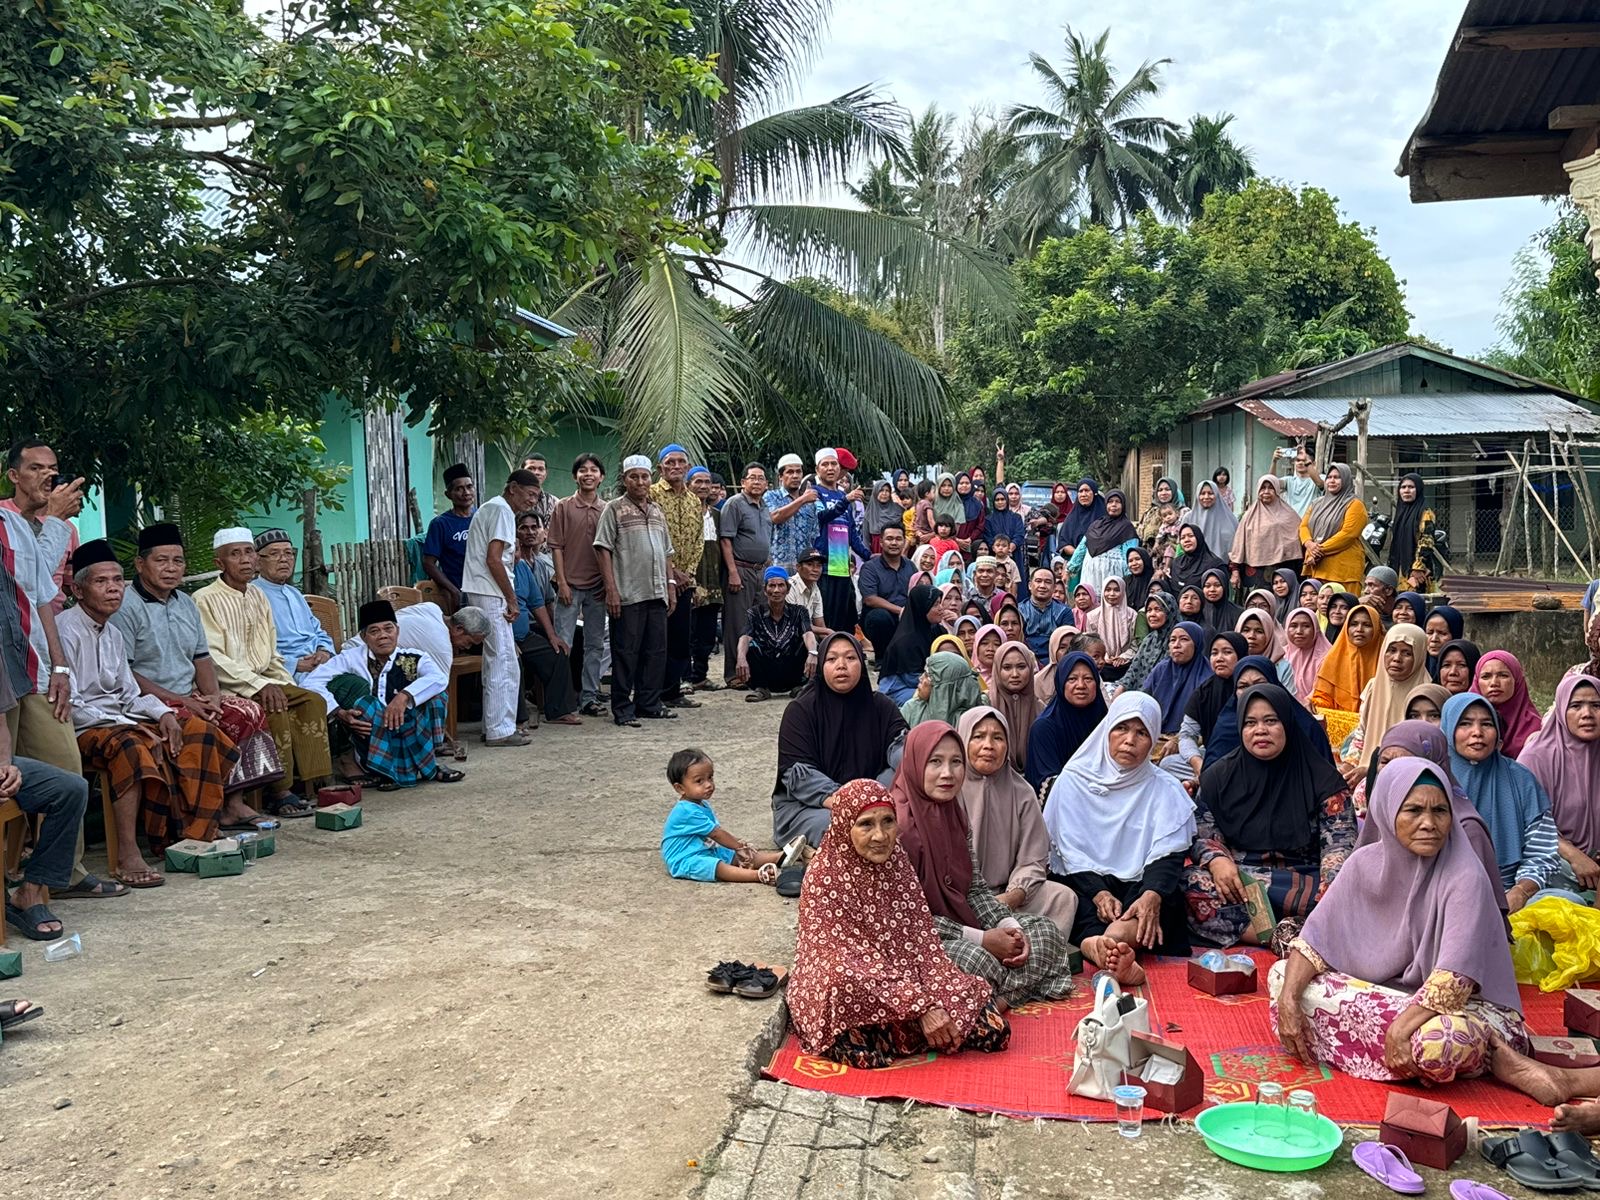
[110,867,166,890]
[485,732,532,747]
[52,874,128,900]
[637,709,678,720]
[1481,1130,1587,1191]
[580,702,607,717]
[219,814,280,832]
[780,836,808,869]
[775,865,806,898]
[757,862,779,885]
[1352,1142,1425,1194]
[0,999,44,1031]
[745,689,772,703]
[614,718,642,729]
[1451,1182,1514,1200]
[1549,1131,1600,1186]
[341,773,381,788]
[666,695,702,709]
[431,766,465,784]
[547,714,582,726]
[377,779,403,792]
[733,965,788,1000]
[265,793,316,819]
[4,901,63,941]
[706,961,756,994]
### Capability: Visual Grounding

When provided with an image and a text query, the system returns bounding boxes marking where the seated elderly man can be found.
[305,600,463,790]
[251,528,334,683]
[1361,565,1399,622]
[195,527,332,817]
[109,522,286,804]
[58,540,248,887]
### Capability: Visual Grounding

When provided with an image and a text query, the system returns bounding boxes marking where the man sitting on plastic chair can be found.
[303,600,465,792]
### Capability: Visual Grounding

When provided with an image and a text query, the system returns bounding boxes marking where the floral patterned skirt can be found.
[1267,959,1529,1083]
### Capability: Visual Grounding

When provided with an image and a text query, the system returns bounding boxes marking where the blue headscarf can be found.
[1393,591,1428,624]
[1142,621,1213,735]
[763,566,789,585]
[985,490,1026,549]
[1443,691,1552,887]
[1423,603,1464,678]
[1204,654,1332,771]
[1024,651,1107,791]
[1057,479,1106,549]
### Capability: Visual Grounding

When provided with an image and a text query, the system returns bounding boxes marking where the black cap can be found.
[796,548,824,564]
[70,539,119,574]
[358,599,398,630]
[443,464,470,485]
[137,523,183,553]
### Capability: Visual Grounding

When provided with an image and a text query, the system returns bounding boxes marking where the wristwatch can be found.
[50,665,70,676]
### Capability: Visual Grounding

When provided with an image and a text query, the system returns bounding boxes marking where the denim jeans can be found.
[12,754,89,889]
[553,585,608,706]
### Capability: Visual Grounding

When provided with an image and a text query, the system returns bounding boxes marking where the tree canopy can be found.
[1486,205,1600,401]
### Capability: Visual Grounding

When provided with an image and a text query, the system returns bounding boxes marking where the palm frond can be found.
[729,88,907,202]
[677,0,835,137]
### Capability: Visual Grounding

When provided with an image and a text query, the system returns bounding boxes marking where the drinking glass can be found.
[1286,1090,1319,1147]
[1253,1082,1287,1138]
[1111,1084,1146,1139]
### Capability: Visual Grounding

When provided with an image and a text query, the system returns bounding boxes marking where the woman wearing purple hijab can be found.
[1270,757,1528,1083]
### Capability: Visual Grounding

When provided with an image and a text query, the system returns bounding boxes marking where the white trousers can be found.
[466,591,521,739]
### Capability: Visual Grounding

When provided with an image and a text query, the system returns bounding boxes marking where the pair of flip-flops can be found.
[1355,1142,1515,1198]
[1481,1129,1600,1191]
[705,961,787,1000]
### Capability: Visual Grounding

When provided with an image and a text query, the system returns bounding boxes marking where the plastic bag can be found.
[1509,897,1600,991]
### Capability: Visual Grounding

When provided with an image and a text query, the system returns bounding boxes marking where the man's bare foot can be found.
[1102,940,1147,987]
[1554,1103,1600,1135]
[113,853,163,887]
[220,798,262,825]
[1488,1035,1572,1106]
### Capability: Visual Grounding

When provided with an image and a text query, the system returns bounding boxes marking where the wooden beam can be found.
[1410,132,1570,156]
[1405,146,1570,202]
[1456,22,1600,52]
[1551,105,1600,130]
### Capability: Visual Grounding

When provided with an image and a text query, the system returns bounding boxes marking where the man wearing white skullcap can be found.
[462,468,542,745]
[764,452,819,574]
[809,448,871,633]
[194,527,332,814]
[596,455,676,726]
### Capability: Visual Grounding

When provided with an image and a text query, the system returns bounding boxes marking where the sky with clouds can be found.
[787,0,1554,355]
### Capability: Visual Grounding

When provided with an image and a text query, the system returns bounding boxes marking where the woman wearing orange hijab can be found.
[1311,602,1385,753]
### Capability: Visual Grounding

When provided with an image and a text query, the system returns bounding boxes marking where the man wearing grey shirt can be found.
[719,463,773,684]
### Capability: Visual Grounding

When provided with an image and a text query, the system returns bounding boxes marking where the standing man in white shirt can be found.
[1276,443,1326,518]
[461,469,540,747]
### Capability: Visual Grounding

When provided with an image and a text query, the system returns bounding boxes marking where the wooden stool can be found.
[0,798,22,947]
[447,655,483,740]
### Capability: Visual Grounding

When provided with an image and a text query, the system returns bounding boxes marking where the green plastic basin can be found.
[1194,1101,1343,1172]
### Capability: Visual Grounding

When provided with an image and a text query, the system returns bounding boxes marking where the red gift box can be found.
[1124,1030,1204,1113]
[316,782,363,808]
[1186,956,1258,996]
[1533,1034,1600,1069]
[1379,1093,1466,1170]
[1565,989,1600,1038]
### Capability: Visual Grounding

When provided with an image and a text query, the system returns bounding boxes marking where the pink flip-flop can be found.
[1450,1181,1513,1200]
[1352,1141,1426,1194]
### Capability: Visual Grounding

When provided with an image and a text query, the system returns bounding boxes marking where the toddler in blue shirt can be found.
[661,748,785,884]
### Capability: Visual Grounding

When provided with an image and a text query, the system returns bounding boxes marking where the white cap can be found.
[622,454,652,472]
[213,526,254,550]
[813,448,838,467]
[776,453,803,470]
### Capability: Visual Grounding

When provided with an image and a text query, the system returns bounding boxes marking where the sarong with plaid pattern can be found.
[77,712,236,847]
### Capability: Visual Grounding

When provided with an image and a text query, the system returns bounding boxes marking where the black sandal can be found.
[265,793,316,819]
[706,961,755,994]
[733,966,787,1000]
[432,767,465,784]
[0,999,44,1030]
[1481,1130,1587,1191]
[775,865,805,898]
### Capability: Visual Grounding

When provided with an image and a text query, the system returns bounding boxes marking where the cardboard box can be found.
[316,783,362,809]
[1124,1030,1204,1113]
[0,948,21,979]
[163,838,217,873]
[196,849,245,878]
[1532,1034,1600,1069]
[1379,1093,1466,1170]
[315,803,362,831]
[254,832,276,858]
[1566,989,1600,1038]
[1187,956,1258,996]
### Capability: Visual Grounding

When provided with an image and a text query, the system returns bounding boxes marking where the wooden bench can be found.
[0,798,20,946]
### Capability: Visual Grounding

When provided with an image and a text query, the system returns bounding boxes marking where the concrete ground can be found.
[0,689,1558,1198]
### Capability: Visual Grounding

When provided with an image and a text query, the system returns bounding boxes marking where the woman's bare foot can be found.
[1102,940,1146,987]
[1488,1035,1572,1106]
[1553,1103,1600,1135]
[220,796,262,825]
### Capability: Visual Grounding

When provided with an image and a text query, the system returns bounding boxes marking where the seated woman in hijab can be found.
[1342,624,1432,779]
[971,623,1005,691]
[1066,488,1139,594]
[1044,692,1197,985]
[1084,576,1136,683]
[1185,685,1356,948]
[1142,621,1212,745]
[1391,591,1427,627]
[1323,590,1357,642]
[1032,626,1079,707]
[1283,607,1331,705]
[1311,601,1384,750]
[1271,758,1529,1083]
[876,585,943,703]
[952,614,982,660]
[1115,591,1179,697]
[788,779,1010,1070]
[1171,522,1228,598]
[1474,651,1543,760]
[1442,692,1560,913]
[891,723,1077,1006]
[774,632,908,848]
[1234,608,1295,692]
[901,642,984,728]
[1172,632,1248,783]
[1436,638,1481,696]
[987,640,1039,772]
[1025,650,1107,793]
[1200,569,1243,636]
[959,707,1077,936]
[1512,673,1600,897]
[1271,569,1301,622]
[1299,463,1369,593]
[1176,582,1206,627]
[1422,604,1464,679]
[1402,682,1450,725]
[1203,655,1335,775]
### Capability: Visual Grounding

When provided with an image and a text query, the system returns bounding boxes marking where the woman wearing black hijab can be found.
[1124,547,1156,611]
[1172,522,1228,592]
[1387,472,1427,576]
[877,584,944,703]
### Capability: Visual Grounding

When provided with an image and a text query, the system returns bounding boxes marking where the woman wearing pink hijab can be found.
[1474,651,1543,758]
[1519,672,1600,891]
[1282,606,1331,704]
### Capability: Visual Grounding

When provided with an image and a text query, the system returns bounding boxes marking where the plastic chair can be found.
[378,585,423,611]
[305,594,343,647]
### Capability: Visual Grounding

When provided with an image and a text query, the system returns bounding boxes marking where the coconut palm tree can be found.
[1005,27,1177,229]
[556,0,1013,463]
[1165,113,1256,220]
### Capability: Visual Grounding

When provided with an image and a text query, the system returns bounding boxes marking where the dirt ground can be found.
[1,692,794,1199]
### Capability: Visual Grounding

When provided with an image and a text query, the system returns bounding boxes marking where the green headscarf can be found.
[900,650,984,728]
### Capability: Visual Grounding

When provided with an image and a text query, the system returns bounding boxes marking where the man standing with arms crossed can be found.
[651,444,703,710]
[720,464,773,687]
[463,469,540,747]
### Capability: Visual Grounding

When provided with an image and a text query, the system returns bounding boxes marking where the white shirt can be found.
[341,602,454,679]
[461,495,517,597]
[303,639,448,714]
[58,606,171,731]
[787,576,823,625]
[0,508,71,692]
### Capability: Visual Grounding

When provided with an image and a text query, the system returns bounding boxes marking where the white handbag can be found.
[1068,973,1152,1100]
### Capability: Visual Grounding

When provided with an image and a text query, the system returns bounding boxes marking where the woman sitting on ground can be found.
[891,723,1077,1006]
[1083,576,1136,683]
[988,640,1040,772]
[773,632,907,848]
[1172,632,1248,783]
[1343,624,1431,778]
[1032,626,1078,706]
[1024,650,1107,793]
[971,624,1005,691]
[1203,655,1335,775]
[1201,568,1243,635]
[1044,692,1197,985]
[1115,591,1178,695]
[1474,651,1543,759]
[1517,673,1600,896]
[732,567,818,702]
[1186,685,1356,947]
[1235,607,1295,691]
[1392,591,1427,627]
[1272,758,1529,1083]
[1422,604,1463,675]
[1283,607,1331,705]
[901,642,984,728]
[958,707,1078,936]
[788,779,1010,1070]
[1443,692,1560,913]
[1436,638,1481,696]
[1323,590,1357,642]
[1311,601,1384,750]
[1143,621,1212,741]
[876,584,943,704]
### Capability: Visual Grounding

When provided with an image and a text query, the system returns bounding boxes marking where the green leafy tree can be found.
[0,0,714,505]
[1485,206,1600,399]
[1165,112,1255,221]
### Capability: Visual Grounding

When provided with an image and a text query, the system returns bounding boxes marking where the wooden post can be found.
[1522,441,1535,576]
[1563,429,1600,572]
[1551,435,1562,576]
[1509,447,1588,577]
[1495,468,1520,577]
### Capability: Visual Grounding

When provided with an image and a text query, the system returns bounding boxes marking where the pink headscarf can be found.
[1235,606,1287,662]
[973,623,1006,688]
[1475,650,1542,758]
[1519,673,1600,856]
[1281,605,1331,702]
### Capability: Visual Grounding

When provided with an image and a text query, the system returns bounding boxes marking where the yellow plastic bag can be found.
[1509,897,1600,991]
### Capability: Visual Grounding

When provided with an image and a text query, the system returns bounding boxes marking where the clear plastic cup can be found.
[235,831,259,866]
[1254,1082,1287,1137]
[43,932,82,962]
[1286,1089,1319,1147]
[1111,1084,1146,1138]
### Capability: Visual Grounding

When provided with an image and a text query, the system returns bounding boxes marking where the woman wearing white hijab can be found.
[1043,691,1197,985]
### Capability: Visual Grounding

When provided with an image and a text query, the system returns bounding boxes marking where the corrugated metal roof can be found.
[1248,393,1600,437]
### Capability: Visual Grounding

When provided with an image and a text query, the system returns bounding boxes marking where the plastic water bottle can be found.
[43,932,82,962]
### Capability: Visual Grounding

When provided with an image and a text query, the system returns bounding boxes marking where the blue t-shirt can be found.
[512,559,546,642]
[661,798,723,876]
[423,511,474,588]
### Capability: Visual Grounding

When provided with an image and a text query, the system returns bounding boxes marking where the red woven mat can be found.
[763,951,1568,1126]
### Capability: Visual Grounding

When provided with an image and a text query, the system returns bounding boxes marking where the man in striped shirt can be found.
[194,528,332,816]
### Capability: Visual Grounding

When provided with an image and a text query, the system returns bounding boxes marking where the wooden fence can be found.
[328,539,411,635]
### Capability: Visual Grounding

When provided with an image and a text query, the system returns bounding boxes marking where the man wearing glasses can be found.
[250,528,335,683]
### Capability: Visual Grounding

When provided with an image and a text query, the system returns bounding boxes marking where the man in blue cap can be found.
[650,443,703,709]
